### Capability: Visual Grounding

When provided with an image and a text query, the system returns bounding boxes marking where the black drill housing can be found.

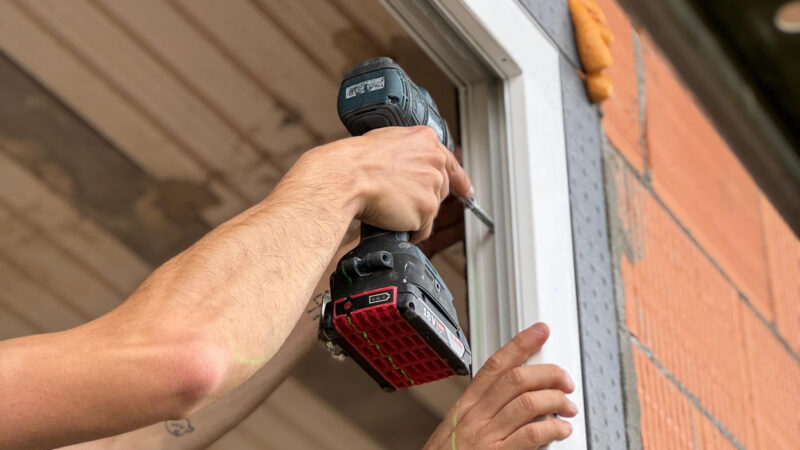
[321,226,471,391]
[337,57,454,151]
[320,57,471,391]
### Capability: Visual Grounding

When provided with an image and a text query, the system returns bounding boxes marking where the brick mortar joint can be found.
[603,138,644,450]
[754,197,779,321]
[632,29,651,185]
[604,138,800,365]
[624,329,746,450]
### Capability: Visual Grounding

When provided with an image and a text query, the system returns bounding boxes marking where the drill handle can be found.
[361,223,410,242]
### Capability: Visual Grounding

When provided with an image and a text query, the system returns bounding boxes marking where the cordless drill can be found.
[319,57,472,391]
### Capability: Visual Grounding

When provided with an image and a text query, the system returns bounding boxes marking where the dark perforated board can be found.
[559,55,628,449]
[518,0,580,67]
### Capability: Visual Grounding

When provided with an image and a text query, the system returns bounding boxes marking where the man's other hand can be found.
[424,323,578,449]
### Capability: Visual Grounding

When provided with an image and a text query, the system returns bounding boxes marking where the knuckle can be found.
[432,170,445,189]
[426,201,439,218]
[519,391,538,412]
[483,354,505,373]
[506,366,526,386]
[556,391,570,407]
[510,331,529,349]
[525,423,541,444]
[425,127,439,141]
[425,193,439,211]
[419,200,437,221]
[553,392,573,414]
[413,216,425,231]
[437,150,448,168]
[416,125,438,140]
[411,125,428,133]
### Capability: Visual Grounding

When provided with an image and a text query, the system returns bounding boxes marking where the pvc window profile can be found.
[382,0,586,448]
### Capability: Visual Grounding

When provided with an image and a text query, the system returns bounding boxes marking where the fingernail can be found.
[569,401,578,414]
[469,186,475,196]
[567,374,576,391]
[529,322,547,336]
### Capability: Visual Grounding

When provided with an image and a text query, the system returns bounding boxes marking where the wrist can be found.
[289,141,367,221]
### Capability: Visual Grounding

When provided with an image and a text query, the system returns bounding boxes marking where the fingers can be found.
[501,418,573,449]
[411,217,435,243]
[460,323,550,406]
[472,364,575,420]
[412,195,438,242]
[444,150,473,198]
[410,190,439,243]
[414,134,449,241]
[490,389,578,439]
[438,163,450,205]
[355,125,470,237]
[410,125,471,200]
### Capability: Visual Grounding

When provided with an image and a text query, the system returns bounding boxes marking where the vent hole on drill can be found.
[408,301,415,311]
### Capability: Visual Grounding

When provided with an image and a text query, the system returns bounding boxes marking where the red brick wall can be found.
[598,0,800,448]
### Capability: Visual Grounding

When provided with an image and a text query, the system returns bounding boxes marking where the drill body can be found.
[320,58,472,391]
[336,57,455,151]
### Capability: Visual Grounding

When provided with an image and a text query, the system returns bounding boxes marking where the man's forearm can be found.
[0,127,463,449]
[59,312,319,450]
[62,229,360,450]
[115,156,362,388]
[0,153,362,448]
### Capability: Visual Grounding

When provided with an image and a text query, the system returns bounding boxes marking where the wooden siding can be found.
[0,0,466,448]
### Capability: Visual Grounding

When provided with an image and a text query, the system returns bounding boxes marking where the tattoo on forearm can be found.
[306,290,329,321]
[165,418,195,437]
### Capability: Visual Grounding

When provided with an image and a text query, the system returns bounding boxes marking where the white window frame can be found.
[384,0,586,447]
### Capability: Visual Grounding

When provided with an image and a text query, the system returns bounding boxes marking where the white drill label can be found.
[426,114,444,142]
[447,328,465,358]
[368,292,391,304]
[345,76,385,99]
[420,300,465,357]
[421,302,437,328]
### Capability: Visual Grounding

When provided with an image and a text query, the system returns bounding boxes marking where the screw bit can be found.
[457,195,495,233]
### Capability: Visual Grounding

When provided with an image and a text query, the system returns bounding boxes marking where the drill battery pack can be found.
[320,226,472,391]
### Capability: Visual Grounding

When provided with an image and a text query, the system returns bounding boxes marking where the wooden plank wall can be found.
[0,0,466,448]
